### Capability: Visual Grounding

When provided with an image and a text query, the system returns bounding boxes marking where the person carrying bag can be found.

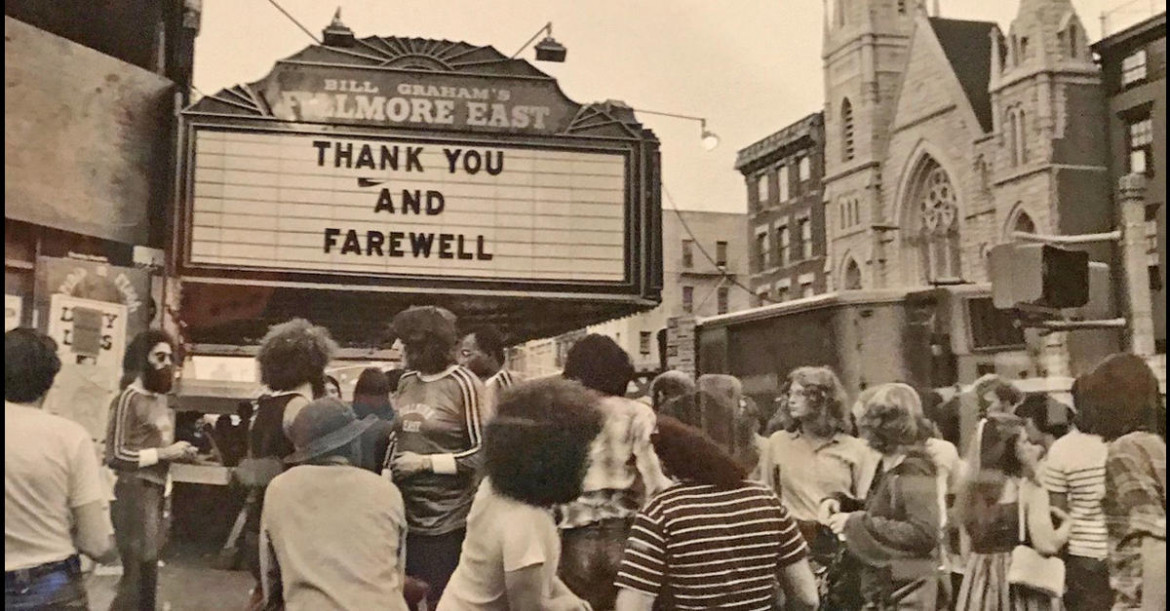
[1008,493,1066,600]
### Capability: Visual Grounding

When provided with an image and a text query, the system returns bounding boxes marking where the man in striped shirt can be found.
[457,325,517,422]
[1040,405,1112,611]
[104,330,196,611]
[387,306,487,603]
[615,416,817,611]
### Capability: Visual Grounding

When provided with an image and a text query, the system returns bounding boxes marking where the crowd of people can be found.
[4,309,1166,611]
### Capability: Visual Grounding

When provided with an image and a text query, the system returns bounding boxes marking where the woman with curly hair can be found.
[755,366,880,608]
[615,415,818,611]
[241,318,338,603]
[1076,353,1166,611]
[437,378,601,611]
[825,383,942,610]
[954,414,1071,611]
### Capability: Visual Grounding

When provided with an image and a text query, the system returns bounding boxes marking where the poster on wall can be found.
[5,295,22,331]
[42,295,129,442]
[666,315,696,376]
[34,256,152,343]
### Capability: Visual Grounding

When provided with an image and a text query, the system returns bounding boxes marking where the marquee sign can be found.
[189,129,628,282]
[175,32,662,345]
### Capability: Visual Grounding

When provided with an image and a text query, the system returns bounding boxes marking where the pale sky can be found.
[194,0,1164,214]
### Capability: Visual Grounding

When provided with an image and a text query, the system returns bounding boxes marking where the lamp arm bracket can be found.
[510,22,553,60]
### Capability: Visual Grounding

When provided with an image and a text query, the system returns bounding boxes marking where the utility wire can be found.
[265,0,322,45]
[663,186,777,305]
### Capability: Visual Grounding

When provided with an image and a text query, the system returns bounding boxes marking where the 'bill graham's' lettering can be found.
[323,229,493,261]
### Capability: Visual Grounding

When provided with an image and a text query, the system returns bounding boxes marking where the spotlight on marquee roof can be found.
[512,22,567,63]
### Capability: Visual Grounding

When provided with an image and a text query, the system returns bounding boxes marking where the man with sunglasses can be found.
[105,330,195,611]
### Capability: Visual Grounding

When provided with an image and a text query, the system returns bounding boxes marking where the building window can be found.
[1147,204,1161,260]
[756,173,769,207]
[778,165,790,202]
[897,0,907,14]
[1006,107,1028,166]
[776,285,790,303]
[842,99,855,162]
[798,156,812,182]
[777,225,789,268]
[681,239,694,268]
[755,232,769,270]
[682,286,694,313]
[1129,116,1154,175]
[1122,49,1148,87]
[716,241,728,267]
[1018,110,1028,163]
[844,258,863,290]
[756,290,769,307]
[1150,266,1164,292]
[799,218,813,260]
[1013,209,1036,235]
[717,287,730,314]
[1067,23,1078,59]
[801,283,815,298]
[639,331,652,356]
[908,156,962,283]
[1019,36,1030,61]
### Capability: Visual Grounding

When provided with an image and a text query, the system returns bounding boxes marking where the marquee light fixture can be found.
[631,109,721,151]
[511,22,567,63]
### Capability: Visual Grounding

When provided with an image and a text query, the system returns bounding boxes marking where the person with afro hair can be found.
[240,318,339,603]
[438,378,601,610]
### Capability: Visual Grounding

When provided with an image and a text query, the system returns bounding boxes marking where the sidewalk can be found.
[85,564,253,610]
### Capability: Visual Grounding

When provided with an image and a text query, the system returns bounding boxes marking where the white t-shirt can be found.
[439,480,581,611]
[1042,430,1109,560]
[5,402,107,571]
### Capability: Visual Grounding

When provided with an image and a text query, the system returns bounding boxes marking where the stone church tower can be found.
[988,0,1107,244]
[821,0,924,289]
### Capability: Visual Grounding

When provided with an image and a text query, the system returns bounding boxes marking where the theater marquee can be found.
[175,34,662,345]
[189,130,628,282]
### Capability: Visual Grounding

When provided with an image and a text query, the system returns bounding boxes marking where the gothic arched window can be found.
[842,99,855,162]
[844,258,863,290]
[1013,209,1036,235]
[906,156,962,283]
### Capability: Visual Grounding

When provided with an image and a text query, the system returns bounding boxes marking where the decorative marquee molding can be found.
[186,36,653,140]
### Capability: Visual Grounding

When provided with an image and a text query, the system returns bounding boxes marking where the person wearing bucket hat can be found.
[385,305,487,603]
[259,397,409,611]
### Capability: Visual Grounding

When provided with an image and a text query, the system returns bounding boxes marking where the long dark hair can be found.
[1076,353,1163,441]
[956,414,1026,537]
[120,329,176,390]
[652,415,747,490]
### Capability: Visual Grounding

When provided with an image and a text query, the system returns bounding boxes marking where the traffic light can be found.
[990,243,1090,310]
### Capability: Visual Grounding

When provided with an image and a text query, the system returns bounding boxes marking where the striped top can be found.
[104,383,174,485]
[1042,430,1109,559]
[388,365,486,535]
[615,481,808,610]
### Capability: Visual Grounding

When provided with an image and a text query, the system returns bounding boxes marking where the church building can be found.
[821,0,1110,294]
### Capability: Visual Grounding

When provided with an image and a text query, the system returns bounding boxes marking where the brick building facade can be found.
[1093,12,1166,355]
[735,113,828,304]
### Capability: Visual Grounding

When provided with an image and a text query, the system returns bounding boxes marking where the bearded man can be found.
[105,330,195,611]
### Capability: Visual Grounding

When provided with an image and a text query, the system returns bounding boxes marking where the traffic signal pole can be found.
[1118,173,1155,356]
